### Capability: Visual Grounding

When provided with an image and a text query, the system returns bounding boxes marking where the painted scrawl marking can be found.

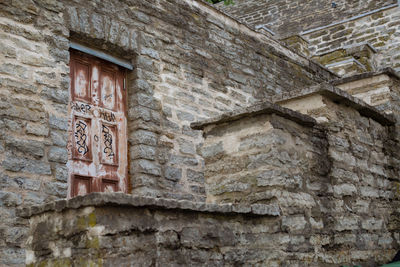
[75,120,89,155]
[99,109,116,122]
[102,125,114,158]
[71,101,91,114]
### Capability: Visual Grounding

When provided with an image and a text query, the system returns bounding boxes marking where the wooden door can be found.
[67,49,128,198]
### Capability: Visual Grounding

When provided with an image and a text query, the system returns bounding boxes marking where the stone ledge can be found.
[275,82,396,126]
[191,101,317,130]
[17,192,281,218]
[330,67,400,86]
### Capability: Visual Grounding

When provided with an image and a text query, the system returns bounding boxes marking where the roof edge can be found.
[276,83,396,126]
[191,101,317,130]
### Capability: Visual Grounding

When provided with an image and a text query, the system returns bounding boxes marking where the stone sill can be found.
[276,82,396,126]
[17,192,281,218]
[191,101,317,130]
[331,67,400,86]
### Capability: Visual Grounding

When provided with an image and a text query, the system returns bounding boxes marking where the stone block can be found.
[330,167,359,182]
[129,130,157,146]
[190,185,205,195]
[210,182,250,195]
[187,169,204,183]
[132,79,153,94]
[54,164,68,182]
[140,47,160,60]
[0,42,16,58]
[5,226,28,245]
[310,217,324,230]
[169,155,199,166]
[281,215,307,232]
[129,30,138,50]
[239,132,286,151]
[333,183,357,196]
[24,192,46,205]
[200,141,224,158]
[2,155,51,175]
[0,191,22,207]
[49,115,68,131]
[91,13,105,39]
[178,138,196,155]
[48,146,68,163]
[360,186,379,198]
[156,230,179,249]
[165,166,182,182]
[334,233,357,244]
[256,170,302,188]
[177,110,195,122]
[361,218,383,231]
[0,63,28,79]
[50,130,67,147]
[40,86,68,104]
[0,248,25,265]
[43,181,67,198]
[378,234,393,248]
[130,144,156,160]
[0,77,36,94]
[251,203,280,216]
[6,139,43,159]
[133,159,161,176]
[26,123,49,137]
[334,216,359,232]
[14,177,41,191]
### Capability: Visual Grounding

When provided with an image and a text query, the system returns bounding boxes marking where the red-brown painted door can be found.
[68,50,128,198]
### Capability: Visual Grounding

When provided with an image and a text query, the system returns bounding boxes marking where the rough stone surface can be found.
[25,198,281,266]
[221,1,400,74]
[198,87,400,266]
[219,0,396,37]
[0,0,336,264]
[2,0,400,265]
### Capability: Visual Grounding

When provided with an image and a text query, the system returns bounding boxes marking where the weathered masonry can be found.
[220,0,400,74]
[1,0,400,266]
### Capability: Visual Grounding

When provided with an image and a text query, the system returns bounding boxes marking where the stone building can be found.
[1,0,400,266]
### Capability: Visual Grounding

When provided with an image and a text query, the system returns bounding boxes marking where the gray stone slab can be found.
[17,192,280,218]
[276,82,395,126]
[191,101,316,130]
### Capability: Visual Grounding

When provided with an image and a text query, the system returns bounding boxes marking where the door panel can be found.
[72,61,91,103]
[102,179,118,193]
[101,123,118,166]
[100,70,117,110]
[73,117,92,161]
[68,50,128,198]
[72,175,92,196]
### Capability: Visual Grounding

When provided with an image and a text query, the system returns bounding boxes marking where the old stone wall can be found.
[219,0,396,37]
[194,88,400,266]
[21,194,281,266]
[23,82,400,266]
[303,5,400,73]
[0,0,336,264]
[333,70,400,117]
[221,1,400,76]
[197,105,317,207]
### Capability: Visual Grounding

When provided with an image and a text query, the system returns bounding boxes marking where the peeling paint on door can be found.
[68,50,128,198]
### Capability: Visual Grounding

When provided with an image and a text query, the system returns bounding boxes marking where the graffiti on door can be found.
[68,50,128,198]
